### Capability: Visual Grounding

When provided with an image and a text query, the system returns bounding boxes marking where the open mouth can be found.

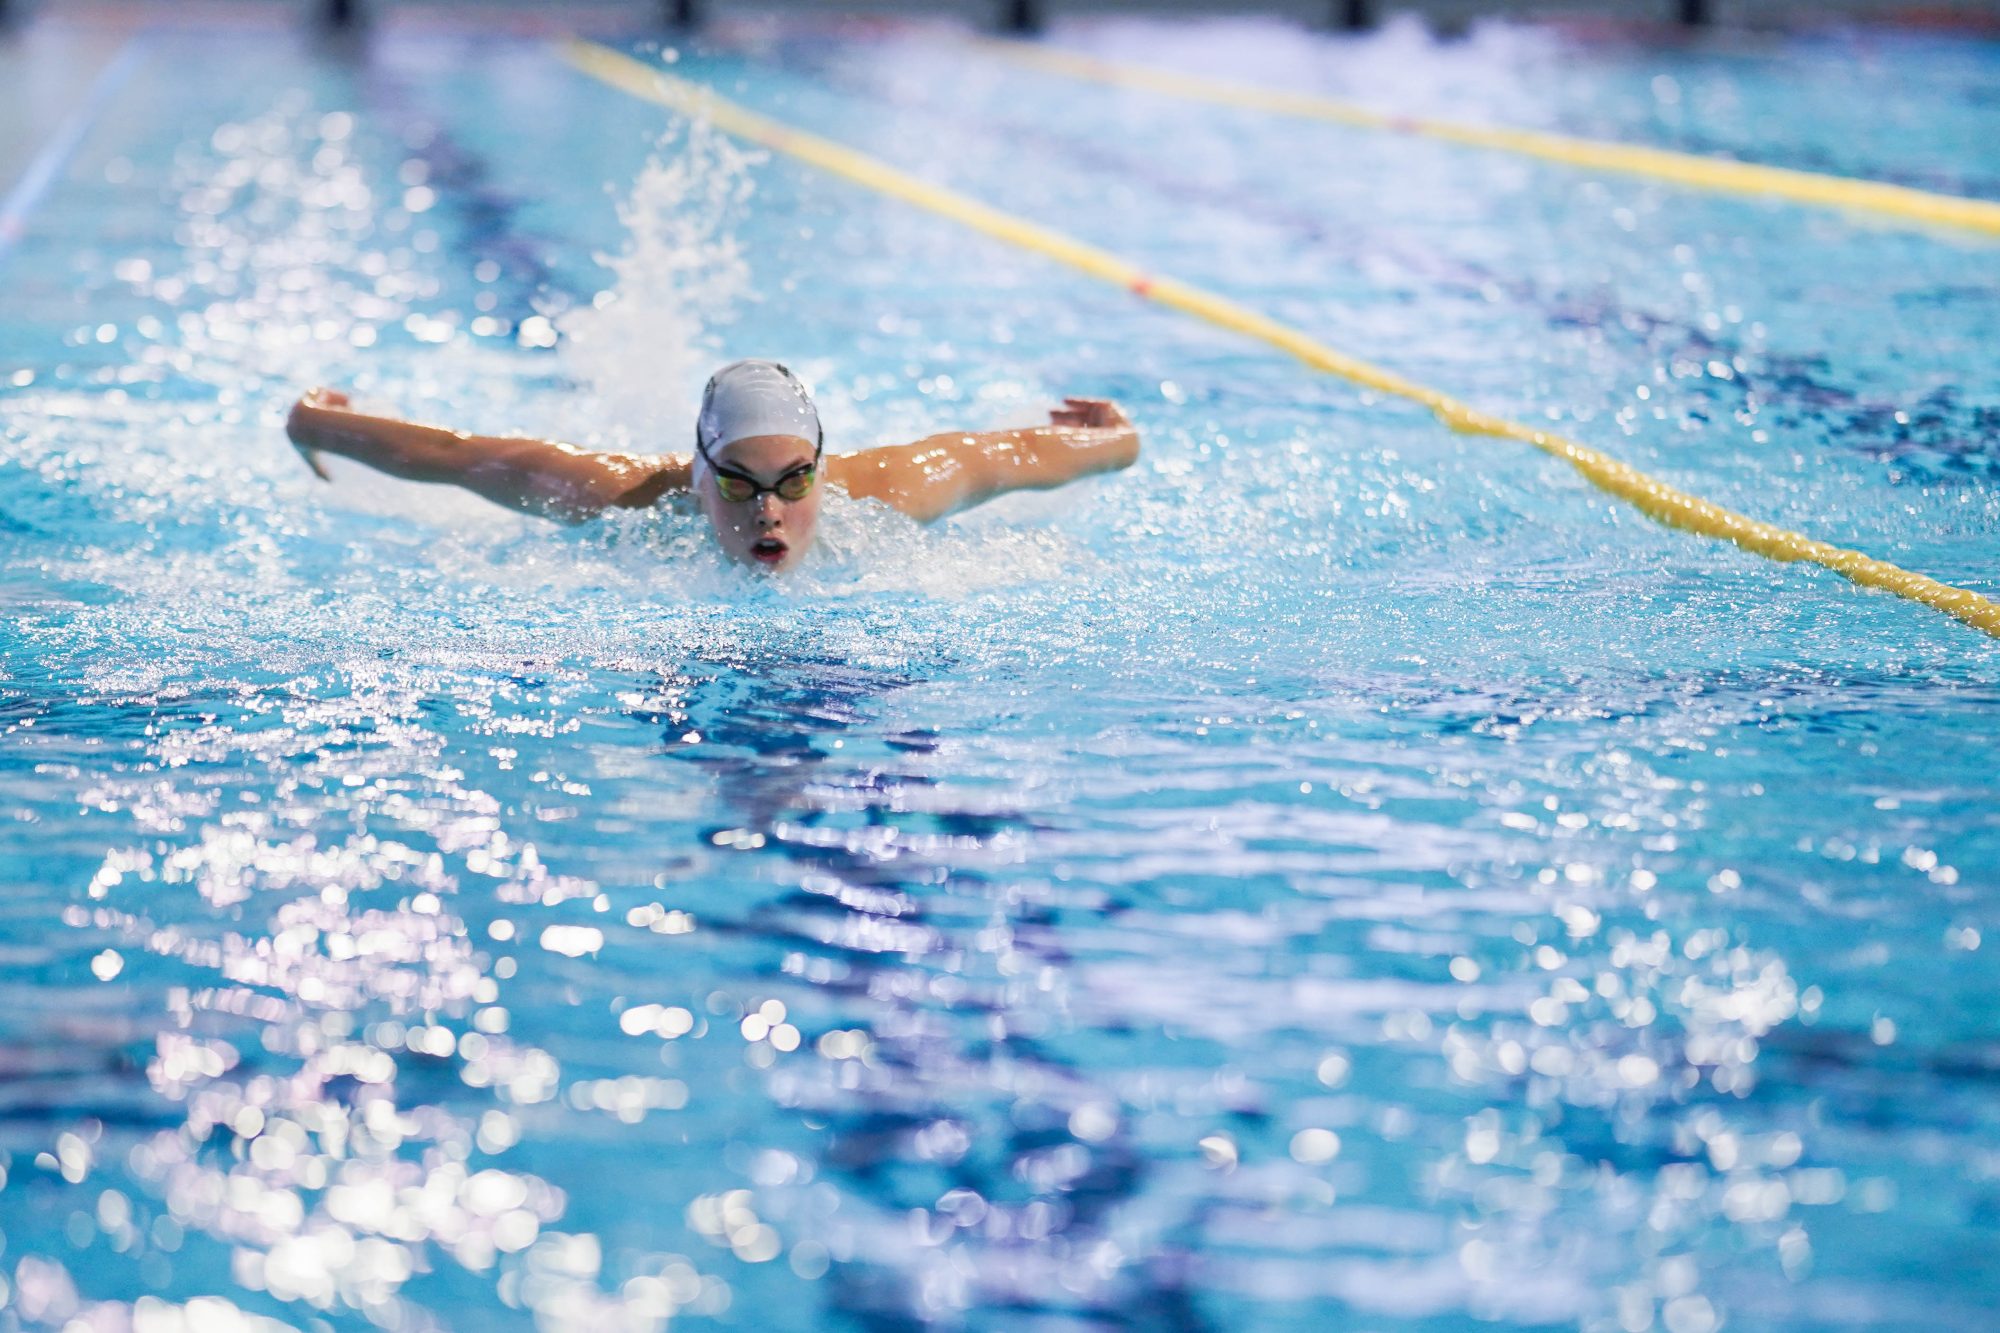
[750,537,788,566]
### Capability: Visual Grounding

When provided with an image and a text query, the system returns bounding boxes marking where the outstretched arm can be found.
[831,398,1140,524]
[285,388,689,522]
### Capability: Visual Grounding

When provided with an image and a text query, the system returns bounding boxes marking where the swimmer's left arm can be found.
[833,398,1140,523]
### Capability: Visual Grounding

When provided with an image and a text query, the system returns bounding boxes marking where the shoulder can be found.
[602,454,692,509]
[827,437,976,523]
[829,435,976,487]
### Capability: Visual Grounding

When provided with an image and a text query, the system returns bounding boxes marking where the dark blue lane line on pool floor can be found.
[632,653,1224,1329]
[354,40,589,334]
[348,48,599,366]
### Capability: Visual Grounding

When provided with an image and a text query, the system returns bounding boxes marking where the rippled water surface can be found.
[2,10,1998,1332]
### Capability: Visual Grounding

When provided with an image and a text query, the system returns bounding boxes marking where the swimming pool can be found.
[2,8,1998,1330]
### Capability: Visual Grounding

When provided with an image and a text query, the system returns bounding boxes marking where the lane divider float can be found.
[980,40,2000,241]
[557,38,2000,639]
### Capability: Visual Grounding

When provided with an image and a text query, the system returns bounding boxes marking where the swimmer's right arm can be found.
[285,388,691,522]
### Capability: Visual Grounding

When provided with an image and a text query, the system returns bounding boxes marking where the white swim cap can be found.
[695,360,821,470]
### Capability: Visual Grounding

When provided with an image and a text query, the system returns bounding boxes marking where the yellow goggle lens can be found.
[715,467,816,504]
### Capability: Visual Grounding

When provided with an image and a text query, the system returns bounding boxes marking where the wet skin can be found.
[283,389,1140,568]
[696,433,822,574]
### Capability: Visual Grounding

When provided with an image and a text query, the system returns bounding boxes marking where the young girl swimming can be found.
[285,359,1140,572]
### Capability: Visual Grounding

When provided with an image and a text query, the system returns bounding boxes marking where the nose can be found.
[753,494,782,529]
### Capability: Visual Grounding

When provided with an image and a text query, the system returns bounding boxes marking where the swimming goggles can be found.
[696,437,823,504]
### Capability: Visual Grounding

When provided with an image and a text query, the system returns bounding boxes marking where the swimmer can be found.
[285,359,1139,572]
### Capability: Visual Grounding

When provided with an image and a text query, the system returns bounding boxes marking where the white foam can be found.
[554,121,759,455]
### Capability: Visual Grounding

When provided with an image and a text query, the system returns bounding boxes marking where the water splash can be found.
[556,121,760,454]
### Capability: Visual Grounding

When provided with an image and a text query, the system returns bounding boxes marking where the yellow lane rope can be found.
[559,38,2000,639]
[981,41,2000,241]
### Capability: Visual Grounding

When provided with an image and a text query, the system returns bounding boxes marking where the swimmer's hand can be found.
[286,387,347,482]
[1048,397,1131,433]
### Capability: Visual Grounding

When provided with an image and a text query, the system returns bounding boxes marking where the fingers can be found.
[288,389,341,482]
[1056,396,1124,428]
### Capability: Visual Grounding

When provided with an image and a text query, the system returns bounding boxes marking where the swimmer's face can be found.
[696,433,823,574]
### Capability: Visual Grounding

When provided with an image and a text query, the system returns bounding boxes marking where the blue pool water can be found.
[2,11,1999,1331]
